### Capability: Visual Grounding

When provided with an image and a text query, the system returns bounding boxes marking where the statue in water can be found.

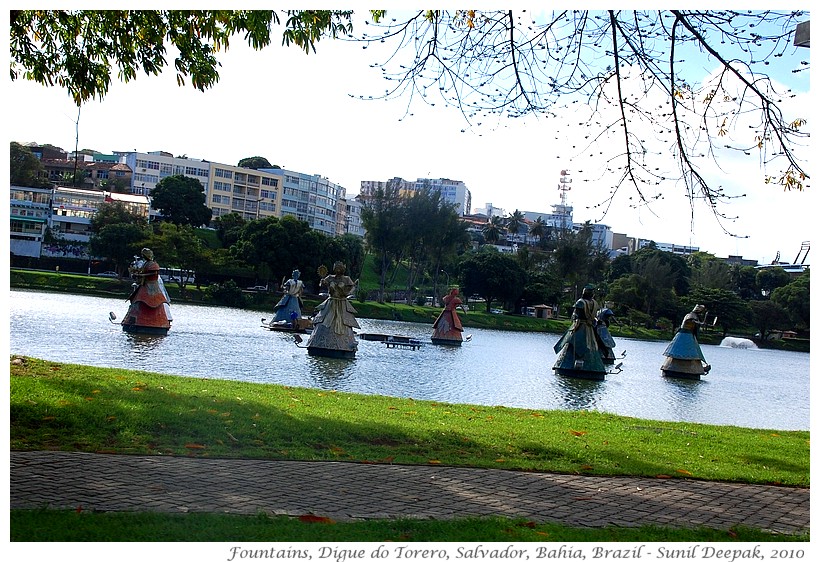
[431,287,467,345]
[306,262,359,358]
[271,269,305,326]
[552,284,607,380]
[661,304,711,379]
[118,248,172,335]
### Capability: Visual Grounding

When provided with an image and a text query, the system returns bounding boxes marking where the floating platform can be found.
[553,367,606,381]
[307,347,356,359]
[122,324,169,336]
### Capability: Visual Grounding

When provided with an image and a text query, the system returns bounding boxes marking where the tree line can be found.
[26,163,809,341]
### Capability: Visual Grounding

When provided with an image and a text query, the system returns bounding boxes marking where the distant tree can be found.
[238,156,274,169]
[90,201,147,234]
[606,253,633,282]
[88,223,148,276]
[756,267,792,297]
[688,253,732,290]
[771,271,810,330]
[100,177,131,193]
[212,212,247,247]
[143,223,207,291]
[481,216,504,245]
[528,217,547,247]
[683,287,752,337]
[150,174,213,227]
[458,249,526,313]
[729,264,761,301]
[631,246,691,296]
[505,210,526,240]
[323,234,366,282]
[360,183,405,302]
[10,142,50,187]
[749,300,791,341]
[232,215,327,286]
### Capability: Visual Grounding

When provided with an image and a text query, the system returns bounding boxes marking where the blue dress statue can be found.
[553,285,607,380]
[595,306,617,364]
[272,269,304,324]
[661,304,711,379]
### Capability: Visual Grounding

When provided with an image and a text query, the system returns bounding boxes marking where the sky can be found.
[4,8,813,266]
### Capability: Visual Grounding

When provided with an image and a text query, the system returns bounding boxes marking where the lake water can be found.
[9,289,810,431]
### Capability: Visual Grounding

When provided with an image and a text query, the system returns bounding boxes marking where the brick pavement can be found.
[10,450,809,534]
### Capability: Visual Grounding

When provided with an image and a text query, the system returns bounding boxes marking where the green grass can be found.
[10,510,805,542]
[11,357,808,485]
[9,356,810,541]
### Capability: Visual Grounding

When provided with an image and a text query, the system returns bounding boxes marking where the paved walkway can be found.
[10,450,809,534]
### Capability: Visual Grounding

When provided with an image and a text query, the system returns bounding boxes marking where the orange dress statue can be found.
[120,248,172,335]
[431,288,465,345]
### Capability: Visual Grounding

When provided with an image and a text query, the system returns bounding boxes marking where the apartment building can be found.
[208,163,283,221]
[45,188,149,259]
[10,184,52,258]
[266,169,346,237]
[360,176,473,216]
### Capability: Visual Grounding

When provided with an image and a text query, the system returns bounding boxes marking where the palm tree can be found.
[529,216,546,246]
[482,215,504,244]
[505,209,526,242]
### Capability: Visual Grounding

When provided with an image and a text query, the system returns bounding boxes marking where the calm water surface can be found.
[9,289,810,431]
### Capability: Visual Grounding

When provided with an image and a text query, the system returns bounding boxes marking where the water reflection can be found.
[306,355,357,388]
[554,376,604,410]
[9,289,810,431]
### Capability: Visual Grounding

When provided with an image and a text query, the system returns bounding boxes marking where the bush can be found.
[205,280,247,308]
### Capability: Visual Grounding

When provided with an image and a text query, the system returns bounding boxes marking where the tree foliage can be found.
[357,10,809,228]
[10,10,355,105]
[458,249,527,313]
[771,270,810,330]
[150,175,213,227]
[238,156,275,169]
[10,142,50,187]
[11,10,808,226]
[88,223,147,275]
[90,201,147,234]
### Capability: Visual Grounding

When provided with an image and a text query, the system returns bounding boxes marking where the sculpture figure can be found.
[431,287,466,345]
[595,304,618,365]
[271,269,304,325]
[119,248,172,335]
[306,262,359,358]
[661,304,711,379]
[552,285,607,380]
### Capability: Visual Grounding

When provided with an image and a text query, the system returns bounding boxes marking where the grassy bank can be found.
[10,356,810,542]
[11,356,809,484]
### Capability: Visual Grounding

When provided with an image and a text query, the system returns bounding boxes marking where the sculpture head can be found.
[582,284,594,299]
[693,304,706,314]
[292,269,300,280]
[332,261,346,275]
[141,248,154,261]
[449,287,459,296]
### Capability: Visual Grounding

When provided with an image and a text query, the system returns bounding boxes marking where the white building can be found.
[361,176,472,216]
[10,185,52,258]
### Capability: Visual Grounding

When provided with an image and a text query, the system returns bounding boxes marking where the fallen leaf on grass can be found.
[184,443,206,449]
[570,430,587,436]
[428,459,442,464]
[298,514,336,524]
[676,469,693,476]
[655,474,672,479]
